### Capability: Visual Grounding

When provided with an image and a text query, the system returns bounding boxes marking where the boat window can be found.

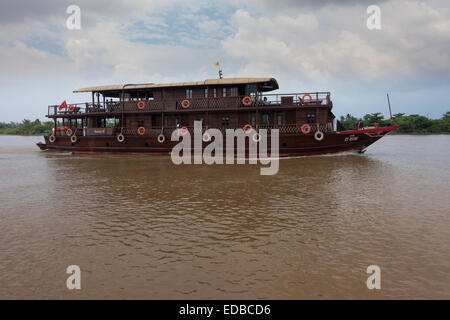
[164,117,168,127]
[231,87,238,97]
[213,88,217,98]
[204,89,208,98]
[245,84,257,95]
[137,120,145,127]
[222,88,226,97]
[262,114,270,125]
[186,89,193,99]
[222,116,230,126]
[251,115,256,126]
[106,118,115,127]
[277,114,283,125]
[307,114,316,124]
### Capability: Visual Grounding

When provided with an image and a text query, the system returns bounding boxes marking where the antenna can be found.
[387,93,393,124]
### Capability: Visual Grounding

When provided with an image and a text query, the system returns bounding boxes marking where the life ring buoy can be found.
[179,126,189,136]
[242,96,252,107]
[49,134,56,143]
[68,105,75,113]
[203,132,211,142]
[314,131,324,141]
[252,132,261,143]
[117,133,125,143]
[137,127,146,135]
[65,128,73,136]
[300,124,311,134]
[70,135,77,143]
[181,99,191,109]
[157,134,165,143]
[243,124,253,134]
[137,101,146,110]
[302,94,312,104]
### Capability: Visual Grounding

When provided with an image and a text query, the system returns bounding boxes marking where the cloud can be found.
[1,0,450,121]
[222,1,450,85]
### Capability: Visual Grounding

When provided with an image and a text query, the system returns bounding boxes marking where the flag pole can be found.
[216,61,223,79]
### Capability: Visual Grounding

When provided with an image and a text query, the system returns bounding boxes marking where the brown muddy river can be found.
[0,135,449,299]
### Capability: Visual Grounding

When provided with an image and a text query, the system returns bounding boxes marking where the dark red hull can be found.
[37,126,398,157]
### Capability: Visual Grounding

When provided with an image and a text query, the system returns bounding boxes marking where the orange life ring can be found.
[243,124,253,133]
[65,128,73,136]
[301,124,311,134]
[137,101,146,110]
[180,126,189,136]
[181,99,191,109]
[137,127,146,135]
[68,105,75,113]
[242,96,252,107]
[302,94,312,104]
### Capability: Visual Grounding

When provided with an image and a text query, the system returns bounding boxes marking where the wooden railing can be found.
[55,123,335,137]
[47,92,332,117]
[258,123,334,134]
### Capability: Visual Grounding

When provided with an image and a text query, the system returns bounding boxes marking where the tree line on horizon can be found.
[0,119,54,135]
[0,112,449,135]
[339,111,450,133]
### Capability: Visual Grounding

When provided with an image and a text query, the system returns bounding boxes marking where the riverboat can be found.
[37,77,398,156]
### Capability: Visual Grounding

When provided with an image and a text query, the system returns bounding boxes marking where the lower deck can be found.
[52,107,335,135]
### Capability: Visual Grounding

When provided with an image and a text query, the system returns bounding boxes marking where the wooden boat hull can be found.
[37,126,398,157]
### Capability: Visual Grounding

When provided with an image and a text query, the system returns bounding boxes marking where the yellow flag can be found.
[215,61,220,66]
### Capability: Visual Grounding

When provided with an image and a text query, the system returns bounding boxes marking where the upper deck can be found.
[46,77,332,118]
[47,92,332,117]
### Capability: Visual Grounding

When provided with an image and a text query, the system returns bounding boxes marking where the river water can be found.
[0,135,449,299]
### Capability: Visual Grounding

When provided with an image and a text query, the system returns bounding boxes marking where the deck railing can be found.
[47,92,331,116]
[257,123,334,134]
[55,123,335,137]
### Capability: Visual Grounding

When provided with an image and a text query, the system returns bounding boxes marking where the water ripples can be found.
[0,135,449,299]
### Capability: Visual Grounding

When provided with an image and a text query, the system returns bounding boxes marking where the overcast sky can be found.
[0,0,449,121]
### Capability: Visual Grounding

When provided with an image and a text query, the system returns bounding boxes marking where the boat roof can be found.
[73,77,279,93]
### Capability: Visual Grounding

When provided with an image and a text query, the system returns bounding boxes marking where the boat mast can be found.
[387,93,393,124]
